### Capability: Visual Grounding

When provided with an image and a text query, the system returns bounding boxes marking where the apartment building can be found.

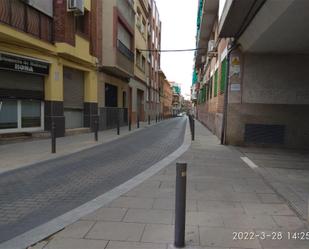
[194,0,309,149]
[0,0,101,137]
[128,0,149,125]
[147,0,162,119]
[170,82,182,116]
[158,70,172,118]
[98,0,135,130]
[193,0,228,139]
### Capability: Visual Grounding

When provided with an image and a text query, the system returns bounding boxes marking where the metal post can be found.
[148,115,150,125]
[174,162,187,248]
[128,117,131,131]
[117,116,120,135]
[192,118,195,141]
[94,119,98,142]
[156,115,158,123]
[51,121,56,154]
[137,115,140,128]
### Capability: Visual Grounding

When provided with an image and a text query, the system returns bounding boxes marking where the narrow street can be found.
[0,118,186,244]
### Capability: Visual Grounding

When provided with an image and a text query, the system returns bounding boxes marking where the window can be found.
[117,22,132,49]
[141,18,146,35]
[21,100,41,128]
[117,22,134,61]
[0,100,18,129]
[209,77,213,99]
[136,49,141,67]
[214,70,218,97]
[75,11,89,36]
[141,56,146,71]
[136,9,142,30]
[220,58,227,94]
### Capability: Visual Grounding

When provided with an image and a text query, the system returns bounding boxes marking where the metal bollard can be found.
[51,121,56,154]
[174,162,187,248]
[148,115,150,125]
[192,118,195,141]
[136,115,139,129]
[156,115,158,123]
[94,119,98,142]
[128,117,131,131]
[117,117,120,135]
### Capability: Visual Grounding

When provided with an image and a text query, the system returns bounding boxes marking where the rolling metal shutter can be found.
[63,67,84,109]
[0,70,44,99]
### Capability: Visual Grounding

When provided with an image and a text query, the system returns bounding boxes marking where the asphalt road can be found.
[0,117,186,244]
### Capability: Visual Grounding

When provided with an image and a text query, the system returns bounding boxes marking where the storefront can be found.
[63,67,85,129]
[0,52,49,134]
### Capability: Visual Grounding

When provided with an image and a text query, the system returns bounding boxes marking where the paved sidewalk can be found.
[0,121,153,174]
[235,146,309,221]
[30,120,309,249]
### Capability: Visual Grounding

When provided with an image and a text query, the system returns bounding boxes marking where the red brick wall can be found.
[53,0,102,60]
[90,0,102,62]
[53,0,75,46]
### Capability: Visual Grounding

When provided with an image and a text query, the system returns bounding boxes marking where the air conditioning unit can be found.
[208,40,215,53]
[68,0,84,16]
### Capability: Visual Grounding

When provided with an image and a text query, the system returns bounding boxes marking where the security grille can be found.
[244,124,285,145]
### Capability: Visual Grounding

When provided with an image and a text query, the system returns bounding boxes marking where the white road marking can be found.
[241,156,259,169]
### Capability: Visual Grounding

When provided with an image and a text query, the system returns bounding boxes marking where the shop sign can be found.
[0,53,49,75]
[231,83,241,92]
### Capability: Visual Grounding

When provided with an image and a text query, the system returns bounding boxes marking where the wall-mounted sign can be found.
[0,53,49,75]
[230,83,241,92]
[230,56,240,76]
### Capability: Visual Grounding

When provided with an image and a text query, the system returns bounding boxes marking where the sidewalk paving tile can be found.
[106,241,167,249]
[167,245,228,249]
[221,214,278,229]
[272,215,306,230]
[152,198,197,211]
[85,221,145,241]
[43,238,108,249]
[197,200,246,215]
[141,224,199,245]
[242,203,295,216]
[108,197,155,209]
[186,211,224,227]
[257,194,285,204]
[81,207,127,222]
[123,208,173,224]
[56,220,95,239]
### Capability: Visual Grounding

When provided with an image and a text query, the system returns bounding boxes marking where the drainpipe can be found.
[220,40,239,145]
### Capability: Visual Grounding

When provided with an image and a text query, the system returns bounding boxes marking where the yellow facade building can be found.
[0,0,101,136]
[128,0,149,124]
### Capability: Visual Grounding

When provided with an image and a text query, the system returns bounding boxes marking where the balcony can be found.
[0,0,53,43]
[116,39,134,76]
[117,39,134,62]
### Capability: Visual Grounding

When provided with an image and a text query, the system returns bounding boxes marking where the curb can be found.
[0,118,191,249]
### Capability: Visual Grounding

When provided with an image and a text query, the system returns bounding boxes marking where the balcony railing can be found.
[99,107,128,130]
[0,0,53,43]
[117,39,134,62]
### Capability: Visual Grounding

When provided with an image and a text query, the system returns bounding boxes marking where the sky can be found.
[155,0,198,100]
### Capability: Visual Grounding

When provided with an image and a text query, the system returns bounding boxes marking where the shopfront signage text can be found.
[0,53,49,75]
